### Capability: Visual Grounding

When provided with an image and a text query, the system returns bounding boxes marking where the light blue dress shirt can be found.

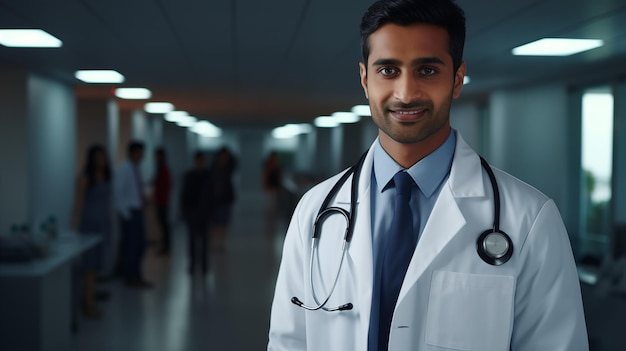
[368,130,456,349]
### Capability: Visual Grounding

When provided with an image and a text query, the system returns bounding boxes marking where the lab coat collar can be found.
[330,134,485,323]
[397,133,485,302]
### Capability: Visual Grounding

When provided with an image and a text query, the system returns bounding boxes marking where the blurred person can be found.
[268,0,588,350]
[262,151,282,216]
[71,144,112,318]
[153,147,172,255]
[114,140,152,288]
[180,151,212,275]
[209,147,237,251]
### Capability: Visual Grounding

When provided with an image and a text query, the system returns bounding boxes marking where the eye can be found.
[377,67,399,77]
[419,67,437,76]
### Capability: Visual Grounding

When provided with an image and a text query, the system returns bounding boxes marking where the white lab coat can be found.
[268,134,588,351]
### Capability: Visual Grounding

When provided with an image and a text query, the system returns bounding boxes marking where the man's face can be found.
[359,23,465,147]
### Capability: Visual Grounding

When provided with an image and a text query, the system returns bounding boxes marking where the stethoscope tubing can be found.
[292,152,512,313]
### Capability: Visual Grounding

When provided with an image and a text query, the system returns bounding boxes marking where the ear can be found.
[452,61,466,99]
[359,61,368,99]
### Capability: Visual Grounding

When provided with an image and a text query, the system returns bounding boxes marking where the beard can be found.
[372,95,452,145]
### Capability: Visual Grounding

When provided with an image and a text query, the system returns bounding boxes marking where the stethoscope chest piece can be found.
[477,229,513,266]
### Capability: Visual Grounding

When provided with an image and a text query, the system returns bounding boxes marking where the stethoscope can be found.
[291,152,513,312]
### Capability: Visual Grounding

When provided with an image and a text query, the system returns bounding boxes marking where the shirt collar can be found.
[373,130,456,198]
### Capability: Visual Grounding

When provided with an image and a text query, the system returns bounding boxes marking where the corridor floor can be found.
[69,190,625,351]
[71,190,286,351]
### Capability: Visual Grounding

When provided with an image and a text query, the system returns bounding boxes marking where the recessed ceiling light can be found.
[271,124,312,139]
[176,115,197,128]
[314,116,339,128]
[115,88,151,100]
[333,112,360,124]
[75,70,125,84]
[192,121,222,138]
[351,105,371,116]
[144,102,174,114]
[0,29,62,48]
[164,110,188,123]
[512,38,603,56]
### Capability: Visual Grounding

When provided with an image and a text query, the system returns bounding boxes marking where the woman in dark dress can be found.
[71,144,112,318]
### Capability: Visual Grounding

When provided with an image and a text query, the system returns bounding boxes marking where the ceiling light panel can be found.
[145,102,175,114]
[0,29,62,48]
[75,70,125,84]
[351,105,371,117]
[332,112,360,124]
[512,38,604,56]
[165,111,188,123]
[314,116,339,128]
[115,88,152,100]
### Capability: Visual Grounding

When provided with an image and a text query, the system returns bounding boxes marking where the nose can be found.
[393,74,421,104]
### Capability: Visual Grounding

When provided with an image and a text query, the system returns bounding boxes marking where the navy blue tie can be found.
[378,171,416,351]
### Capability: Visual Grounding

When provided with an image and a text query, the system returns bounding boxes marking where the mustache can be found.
[386,100,432,110]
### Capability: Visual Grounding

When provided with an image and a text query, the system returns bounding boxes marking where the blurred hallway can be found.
[70,189,286,351]
[66,186,626,351]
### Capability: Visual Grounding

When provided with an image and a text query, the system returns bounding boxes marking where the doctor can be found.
[268,0,588,350]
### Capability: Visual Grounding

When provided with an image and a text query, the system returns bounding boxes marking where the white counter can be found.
[0,233,101,351]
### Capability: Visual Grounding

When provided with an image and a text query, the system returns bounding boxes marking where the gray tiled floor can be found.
[70,190,626,351]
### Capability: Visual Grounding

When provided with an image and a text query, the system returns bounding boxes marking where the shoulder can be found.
[489,166,551,221]
[490,166,548,202]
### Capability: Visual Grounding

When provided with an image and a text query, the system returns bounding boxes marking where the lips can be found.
[389,108,427,122]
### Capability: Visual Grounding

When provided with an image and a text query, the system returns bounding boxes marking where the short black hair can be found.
[194,150,205,161]
[156,147,166,159]
[360,0,466,73]
[127,140,145,155]
[83,144,111,187]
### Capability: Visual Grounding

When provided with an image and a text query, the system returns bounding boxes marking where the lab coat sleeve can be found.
[268,193,309,351]
[511,199,589,350]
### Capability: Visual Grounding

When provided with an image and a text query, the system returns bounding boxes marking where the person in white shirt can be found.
[114,141,152,288]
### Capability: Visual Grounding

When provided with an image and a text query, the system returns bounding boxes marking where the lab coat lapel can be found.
[398,134,485,303]
[334,145,375,334]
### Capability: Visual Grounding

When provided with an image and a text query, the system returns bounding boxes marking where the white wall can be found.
[451,102,483,153]
[27,75,76,231]
[76,99,109,170]
[0,72,76,233]
[294,131,316,173]
[488,85,569,210]
[0,70,29,233]
[131,110,156,179]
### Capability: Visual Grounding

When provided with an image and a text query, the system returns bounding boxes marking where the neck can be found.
[379,124,451,169]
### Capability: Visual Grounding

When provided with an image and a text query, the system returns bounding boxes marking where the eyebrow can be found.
[371,57,445,66]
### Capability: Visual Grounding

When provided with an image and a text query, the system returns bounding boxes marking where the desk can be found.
[0,234,101,351]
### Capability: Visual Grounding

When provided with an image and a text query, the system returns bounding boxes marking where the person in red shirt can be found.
[153,147,172,255]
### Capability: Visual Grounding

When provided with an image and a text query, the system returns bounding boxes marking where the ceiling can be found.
[1,0,626,128]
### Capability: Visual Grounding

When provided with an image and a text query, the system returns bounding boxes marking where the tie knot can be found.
[393,171,414,196]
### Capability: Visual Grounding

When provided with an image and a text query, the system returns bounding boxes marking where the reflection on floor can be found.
[70,190,625,351]
[71,190,286,351]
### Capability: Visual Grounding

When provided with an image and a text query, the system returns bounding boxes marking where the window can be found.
[580,86,614,258]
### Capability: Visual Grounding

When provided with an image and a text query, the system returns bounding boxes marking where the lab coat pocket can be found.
[425,270,514,351]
